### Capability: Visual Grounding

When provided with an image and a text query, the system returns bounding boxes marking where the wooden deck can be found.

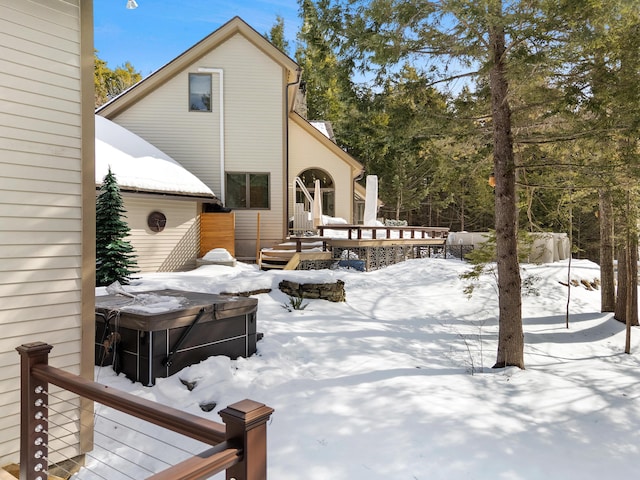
[260,225,449,271]
[317,224,449,240]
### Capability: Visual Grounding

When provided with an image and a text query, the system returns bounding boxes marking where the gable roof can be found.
[309,121,336,141]
[95,115,216,199]
[291,111,365,177]
[97,16,300,119]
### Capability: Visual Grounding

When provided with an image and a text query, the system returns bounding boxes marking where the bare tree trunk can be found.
[631,234,638,327]
[599,189,616,312]
[615,203,639,327]
[489,2,524,369]
[615,245,628,323]
[624,189,638,353]
[615,240,639,326]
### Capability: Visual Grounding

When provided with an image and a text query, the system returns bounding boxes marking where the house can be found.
[95,115,219,272]
[0,0,94,468]
[96,16,365,261]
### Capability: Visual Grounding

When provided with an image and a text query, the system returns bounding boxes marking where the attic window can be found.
[189,73,211,112]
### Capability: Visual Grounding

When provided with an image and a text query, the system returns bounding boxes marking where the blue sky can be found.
[94,0,301,76]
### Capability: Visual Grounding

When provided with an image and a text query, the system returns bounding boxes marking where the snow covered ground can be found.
[76,257,640,479]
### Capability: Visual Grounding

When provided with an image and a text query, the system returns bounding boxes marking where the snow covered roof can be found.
[95,115,216,199]
[309,121,335,141]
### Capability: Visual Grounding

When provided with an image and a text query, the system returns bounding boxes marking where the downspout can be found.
[285,68,302,238]
[198,67,225,202]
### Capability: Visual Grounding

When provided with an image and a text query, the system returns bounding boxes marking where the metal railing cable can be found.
[46,406,155,478]
[18,342,273,480]
[38,390,147,480]
[47,388,200,457]
[43,388,206,479]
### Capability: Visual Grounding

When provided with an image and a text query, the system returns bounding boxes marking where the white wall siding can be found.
[112,72,222,197]
[122,195,201,273]
[289,121,354,222]
[0,0,88,465]
[221,35,285,258]
[113,33,287,260]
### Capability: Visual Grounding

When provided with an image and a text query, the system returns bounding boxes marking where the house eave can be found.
[290,111,364,176]
[96,16,299,119]
[96,186,218,202]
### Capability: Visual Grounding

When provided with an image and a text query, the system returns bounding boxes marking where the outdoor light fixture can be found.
[126,0,138,9]
[488,172,496,188]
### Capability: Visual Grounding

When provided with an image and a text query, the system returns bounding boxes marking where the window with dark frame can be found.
[189,73,212,112]
[226,172,270,209]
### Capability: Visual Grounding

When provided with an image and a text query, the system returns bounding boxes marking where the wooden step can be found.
[268,242,324,252]
[260,249,296,261]
[260,238,330,270]
[259,250,291,270]
[260,262,286,270]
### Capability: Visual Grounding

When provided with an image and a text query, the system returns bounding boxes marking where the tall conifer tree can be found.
[94,52,141,107]
[265,15,290,54]
[316,0,564,368]
[96,168,138,287]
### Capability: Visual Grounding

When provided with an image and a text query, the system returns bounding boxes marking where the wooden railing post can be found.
[219,399,274,480]
[16,342,53,480]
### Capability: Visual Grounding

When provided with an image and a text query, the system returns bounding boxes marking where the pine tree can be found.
[96,168,138,286]
[264,15,290,54]
[317,0,537,368]
[296,0,354,123]
[94,51,142,107]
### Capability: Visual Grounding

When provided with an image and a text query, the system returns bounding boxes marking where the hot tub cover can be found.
[95,289,257,331]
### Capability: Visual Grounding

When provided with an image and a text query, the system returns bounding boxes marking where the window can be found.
[189,73,211,112]
[226,173,270,209]
[296,168,335,216]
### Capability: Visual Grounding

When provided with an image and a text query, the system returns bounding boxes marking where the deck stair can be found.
[259,225,449,271]
[259,238,327,270]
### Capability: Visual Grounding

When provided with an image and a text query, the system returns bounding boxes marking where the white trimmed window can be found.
[189,73,212,112]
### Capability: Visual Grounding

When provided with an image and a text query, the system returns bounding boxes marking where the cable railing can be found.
[17,342,274,480]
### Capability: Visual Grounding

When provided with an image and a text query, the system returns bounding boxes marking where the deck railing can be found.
[17,342,273,480]
[317,224,449,240]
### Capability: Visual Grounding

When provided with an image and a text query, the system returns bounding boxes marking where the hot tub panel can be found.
[95,290,258,386]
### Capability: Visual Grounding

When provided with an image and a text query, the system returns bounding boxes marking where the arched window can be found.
[296,168,335,217]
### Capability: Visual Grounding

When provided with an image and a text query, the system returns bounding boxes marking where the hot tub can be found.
[95,289,258,386]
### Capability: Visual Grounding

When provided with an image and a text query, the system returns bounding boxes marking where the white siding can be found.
[0,0,87,465]
[113,33,287,260]
[289,121,354,222]
[122,195,201,273]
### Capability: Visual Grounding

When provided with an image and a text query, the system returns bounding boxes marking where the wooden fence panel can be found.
[200,212,235,257]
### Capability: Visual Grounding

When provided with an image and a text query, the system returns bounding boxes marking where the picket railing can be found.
[17,342,273,480]
[317,224,449,240]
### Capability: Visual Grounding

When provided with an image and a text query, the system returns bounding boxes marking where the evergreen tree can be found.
[296,0,354,123]
[265,15,291,54]
[318,0,566,368]
[558,0,640,331]
[96,168,138,286]
[95,51,142,107]
[342,65,453,221]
